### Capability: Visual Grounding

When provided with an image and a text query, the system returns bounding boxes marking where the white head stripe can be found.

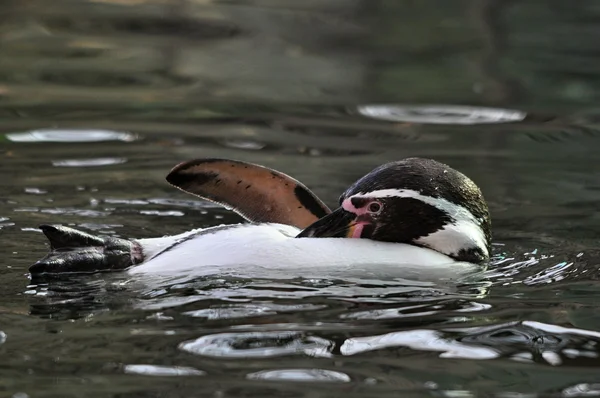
[351,188,488,257]
[416,221,489,258]
[353,188,479,224]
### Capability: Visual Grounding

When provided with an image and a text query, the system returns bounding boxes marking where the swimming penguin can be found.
[29,157,491,278]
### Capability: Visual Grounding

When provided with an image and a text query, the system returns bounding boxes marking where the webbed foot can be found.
[29,225,143,274]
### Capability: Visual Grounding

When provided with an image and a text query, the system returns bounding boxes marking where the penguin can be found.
[30,157,491,279]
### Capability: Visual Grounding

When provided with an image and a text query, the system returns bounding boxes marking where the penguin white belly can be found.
[129,224,480,280]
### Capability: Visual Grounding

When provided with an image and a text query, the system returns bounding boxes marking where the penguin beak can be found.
[296,208,358,238]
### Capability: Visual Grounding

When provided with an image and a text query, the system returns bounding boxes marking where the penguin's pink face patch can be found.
[341,196,383,238]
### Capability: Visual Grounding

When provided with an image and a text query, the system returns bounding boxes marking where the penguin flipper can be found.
[166,158,331,229]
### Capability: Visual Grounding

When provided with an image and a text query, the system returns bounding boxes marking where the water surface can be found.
[2,1,600,397]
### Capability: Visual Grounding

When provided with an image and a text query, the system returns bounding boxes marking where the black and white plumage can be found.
[297,158,490,264]
[30,157,492,278]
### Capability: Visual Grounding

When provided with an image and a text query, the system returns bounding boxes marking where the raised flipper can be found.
[29,225,143,274]
[166,158,331,229]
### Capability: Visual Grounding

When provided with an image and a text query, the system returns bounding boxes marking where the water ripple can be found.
[24,187,47,195]
[221,139,266,151]
[563,383,600,397]
[123,364,205,377]
[340,300,491,320]
[76,223,123,231]
[341,321,600,366]
[341,329,498,359]
[52,157,127,167]
[178,331,333,359]
[104,197,222,209]
[6,129,137,143]
[246,369,350,382]
[139,210,184,217]
[183,303,326,320]
[523,262,573,285]
[39,208,110,217]
[356,104,526,125]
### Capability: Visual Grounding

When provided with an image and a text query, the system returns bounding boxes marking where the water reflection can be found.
[26,273,132,320]
[23,188,47,195]
[39,208,111,217]
[356,105,527,125]
[182,302,325,320]
[563,383,600,397]
[341,329,498,359]
[139,210,184,216]
[123,364,205,376]
[179,331,333,359]
[51,157,127,167]
[341,321,600,366]
[103,197,223,209]
[340,300,492,320]
[76,222,123,231]
[5,129,137,143]
[246,369,350,383]
[221,139,267,151]
[4,0,600,396]
[0,218,15,229]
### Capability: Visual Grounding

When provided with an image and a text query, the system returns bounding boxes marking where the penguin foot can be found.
[29,225,143,274]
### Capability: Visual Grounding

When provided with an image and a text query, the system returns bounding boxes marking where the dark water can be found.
[2,1,600,397]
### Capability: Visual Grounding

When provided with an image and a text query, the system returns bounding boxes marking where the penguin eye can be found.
[367,201,382,214]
